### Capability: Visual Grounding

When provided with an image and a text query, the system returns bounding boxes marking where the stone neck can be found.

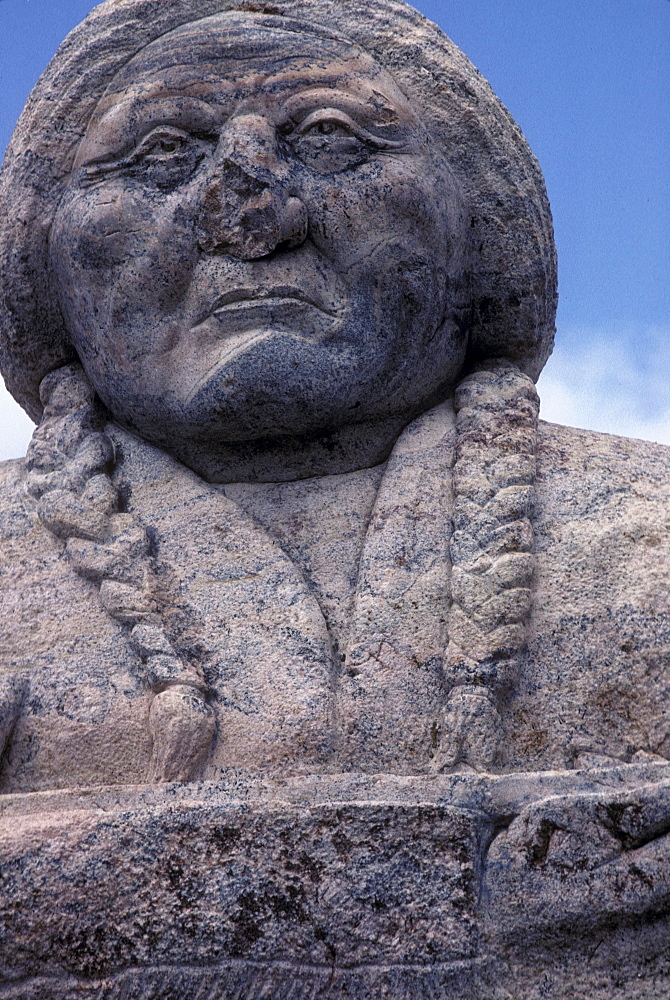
[151,412,419,484]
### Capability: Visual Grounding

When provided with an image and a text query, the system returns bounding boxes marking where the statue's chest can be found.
[222,466,385,657]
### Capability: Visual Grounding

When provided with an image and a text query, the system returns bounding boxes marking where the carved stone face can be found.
[49,12,468,477]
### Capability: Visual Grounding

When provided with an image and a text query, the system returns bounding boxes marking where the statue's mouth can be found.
[208,286,341,320]
[184,284,347,404]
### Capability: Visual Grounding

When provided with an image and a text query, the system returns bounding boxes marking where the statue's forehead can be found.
[97,53,394,112]
[109,11,377,87]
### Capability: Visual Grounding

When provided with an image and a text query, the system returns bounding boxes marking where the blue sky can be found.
[1,0,669,458]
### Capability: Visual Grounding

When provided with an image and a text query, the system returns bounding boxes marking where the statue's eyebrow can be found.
[282,88,407,129]
[75,96,220,167]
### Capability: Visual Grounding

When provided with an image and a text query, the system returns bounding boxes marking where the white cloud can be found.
[538,326,670,446]
[0,375,35,462]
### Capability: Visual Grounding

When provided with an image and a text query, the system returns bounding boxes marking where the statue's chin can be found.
[150,342,407,446]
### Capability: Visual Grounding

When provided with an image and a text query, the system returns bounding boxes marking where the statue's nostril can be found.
[196,176,308,259]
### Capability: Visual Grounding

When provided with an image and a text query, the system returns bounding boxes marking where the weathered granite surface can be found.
[1,418,670,788]
[1,768,670,998]
[0,0,668,997]
[1,414,669,997]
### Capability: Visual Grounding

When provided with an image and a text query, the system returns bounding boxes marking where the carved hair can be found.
[435,361,539,771]
[25,364,216,781]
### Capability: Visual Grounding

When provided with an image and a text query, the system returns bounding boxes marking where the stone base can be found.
[1,767,669,999]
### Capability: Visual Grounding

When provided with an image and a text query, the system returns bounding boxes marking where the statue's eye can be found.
[138,129,190,160]
[288,111,371,173]
[308,121,346,136]
[297,116,358,140]
[284,108,408,174]
[129,128,213,189]
[157,138,180,154]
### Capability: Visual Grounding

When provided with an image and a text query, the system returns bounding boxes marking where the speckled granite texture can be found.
[1,419,669,998]
[0,0,668,996]
[1,769,669,998]
[1,418,670,787]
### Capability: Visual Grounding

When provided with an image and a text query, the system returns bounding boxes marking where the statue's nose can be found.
[195,115,308,260]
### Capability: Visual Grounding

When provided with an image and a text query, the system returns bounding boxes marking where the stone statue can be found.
[0,2,668,997]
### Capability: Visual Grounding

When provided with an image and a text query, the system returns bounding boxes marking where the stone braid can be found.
[433,360,540,772]
[25,363,216,781]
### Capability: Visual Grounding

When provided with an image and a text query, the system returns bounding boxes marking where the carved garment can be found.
[0,411,669,791]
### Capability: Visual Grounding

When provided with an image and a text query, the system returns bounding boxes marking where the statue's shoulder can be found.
[0,454,26,487]
[534,419,670,578]
[536,419,670,501]
[0,454,71,639]
[0,455,38,544]
[509,423,670,770]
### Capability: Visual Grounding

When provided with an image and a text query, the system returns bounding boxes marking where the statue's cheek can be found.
[303,157,455,268]
[51,184,188,275]
[52,189,123,273]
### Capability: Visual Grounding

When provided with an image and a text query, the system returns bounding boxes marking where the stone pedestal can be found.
[1,765,669,999]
